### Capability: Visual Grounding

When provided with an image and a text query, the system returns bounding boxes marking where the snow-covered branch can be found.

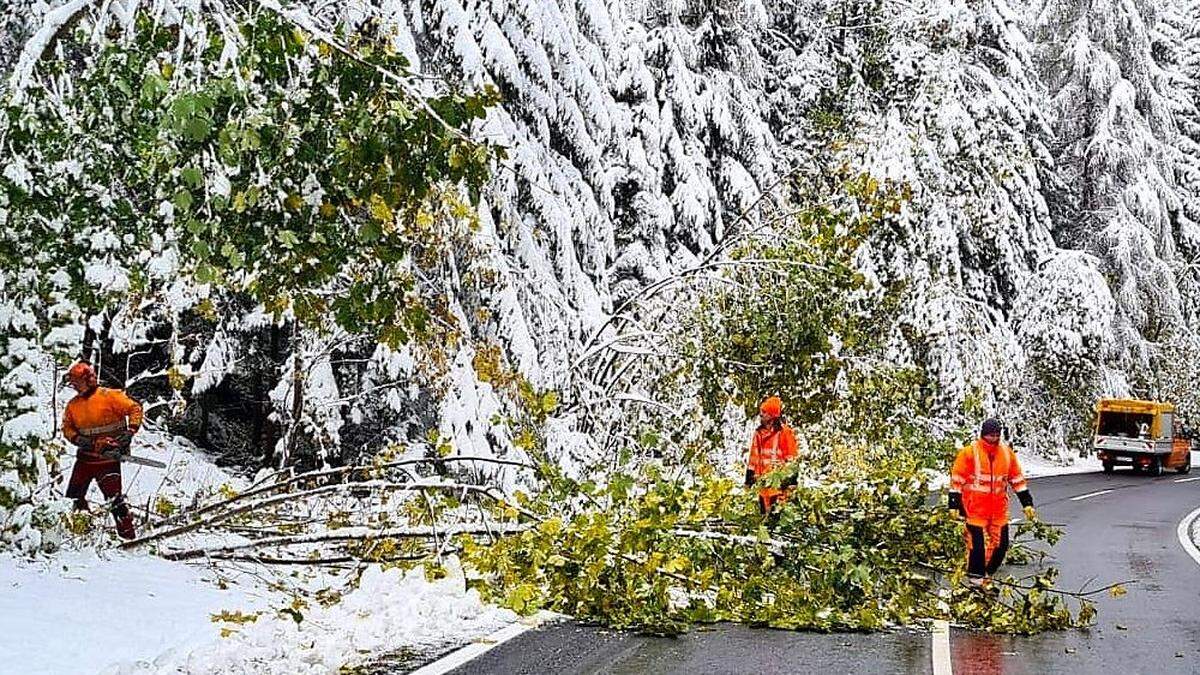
[160,522,530,560]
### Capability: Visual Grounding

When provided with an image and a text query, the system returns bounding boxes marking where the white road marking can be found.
[1069,489,1114,501]
[409,612,555,675]
[1174,477,1200,483]
[931,619,952,675]
[1177,506,1200,569]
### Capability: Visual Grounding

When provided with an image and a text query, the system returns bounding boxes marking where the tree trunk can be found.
[283,321,304,468]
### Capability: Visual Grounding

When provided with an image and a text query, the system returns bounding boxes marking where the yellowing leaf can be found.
[369,193,394,225]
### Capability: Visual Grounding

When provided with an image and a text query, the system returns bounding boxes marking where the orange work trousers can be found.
[759,489,790,513]
[963,517,1010,578]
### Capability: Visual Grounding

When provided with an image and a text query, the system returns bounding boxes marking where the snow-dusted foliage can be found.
[833,0,1060,416]
[1011,252,1116,456]
[2,0,1200,534]
[0,292,72,553]
[1034,0,1197,395]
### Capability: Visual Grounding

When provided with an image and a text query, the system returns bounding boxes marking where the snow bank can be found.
[7,428,519,675]
[108,559,518,674]
[0,549,267,675]
[1018,451,1105,478]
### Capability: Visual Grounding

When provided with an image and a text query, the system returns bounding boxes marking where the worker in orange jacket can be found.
[745,396,799,513]
[948,418,1036,585]
[61,362,143,539]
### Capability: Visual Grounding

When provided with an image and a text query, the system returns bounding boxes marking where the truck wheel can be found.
[1103,461,1115,474]
[1148,457,1163,477]
[1177,455,1192,475]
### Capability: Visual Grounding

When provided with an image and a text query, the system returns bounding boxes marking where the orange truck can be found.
[1093,399,1194,475]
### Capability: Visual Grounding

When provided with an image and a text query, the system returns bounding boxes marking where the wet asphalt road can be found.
[429,462,1200,675]
[951,466,1200,674]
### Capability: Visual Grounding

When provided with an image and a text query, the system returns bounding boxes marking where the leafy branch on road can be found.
[461,450,1100,635]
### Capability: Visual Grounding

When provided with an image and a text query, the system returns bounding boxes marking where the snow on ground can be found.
[105,558,518,675]
[0,548,269,674]
[0,544,515,675]
[0,434,263,674]
[3,434,521,674]
[1018,451,1105,478]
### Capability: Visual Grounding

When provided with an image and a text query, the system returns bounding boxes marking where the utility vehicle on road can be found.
[1092,398,1193,476]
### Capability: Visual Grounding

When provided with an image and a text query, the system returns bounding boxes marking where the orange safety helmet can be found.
[760,396,783,419]
[65,361,97,390]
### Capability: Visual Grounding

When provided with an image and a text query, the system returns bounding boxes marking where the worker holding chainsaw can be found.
[60,361,142,539]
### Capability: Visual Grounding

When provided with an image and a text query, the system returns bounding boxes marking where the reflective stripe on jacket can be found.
[748,424,798,478]
[949,440,1027,522]
[62,387,143,445]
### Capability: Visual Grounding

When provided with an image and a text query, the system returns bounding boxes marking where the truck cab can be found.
[1092,399,1193,476]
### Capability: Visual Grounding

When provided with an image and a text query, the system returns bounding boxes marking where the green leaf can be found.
[221,243,244,268]
[181,167,203,189]
[358,221,382,243]
[184,116,210,141]
[194,262,216,284]
[140,73,168,101]
[173,189,193,213]
[276,230,300,248]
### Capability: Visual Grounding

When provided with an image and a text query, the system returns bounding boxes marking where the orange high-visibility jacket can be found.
[748,424,798,479]
[62,387,143,446]
[949,440,1027,524]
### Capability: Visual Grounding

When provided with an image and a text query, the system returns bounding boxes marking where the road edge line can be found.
[408,612,556,675]
[1177,505,1200,569]
[931,619,952,675]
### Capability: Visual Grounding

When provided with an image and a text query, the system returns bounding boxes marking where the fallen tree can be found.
[459,455,1102,635]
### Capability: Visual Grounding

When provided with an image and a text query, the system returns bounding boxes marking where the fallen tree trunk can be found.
[154,455,536,530]
[123,481,504,550]
[161,523,530,561]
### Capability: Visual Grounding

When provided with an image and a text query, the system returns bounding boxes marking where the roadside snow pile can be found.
[9,432,521,674]
[1018,451,1104,478]
[0,549,267,675]
[108,558,518,674]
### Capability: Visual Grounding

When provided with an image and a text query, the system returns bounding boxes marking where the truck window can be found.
[1097,411,1154,438]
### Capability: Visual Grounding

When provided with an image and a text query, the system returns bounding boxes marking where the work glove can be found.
[948,491,965,517]
[1023,505,1037,521]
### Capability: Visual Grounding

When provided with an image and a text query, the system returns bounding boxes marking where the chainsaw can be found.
[103,451,167,469]
[93,432,167,469]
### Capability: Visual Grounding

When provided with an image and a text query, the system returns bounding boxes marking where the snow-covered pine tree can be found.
[1154,0,1200,323]
[786,0,1059,419]
[1034,0,1193,398]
